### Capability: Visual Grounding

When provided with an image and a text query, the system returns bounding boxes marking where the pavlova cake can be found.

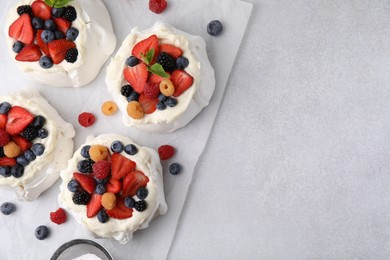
[58,134,167,243]
[5,0,116,87]
[0,89,75,200]
[105,22,215,132]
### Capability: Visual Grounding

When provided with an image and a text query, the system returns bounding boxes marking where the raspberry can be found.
[101,101,118,116]
[149,0,167,14]
[50,208,67,225]
[92,160,111,180]
[158,145,175,160]
[143,82,160,99]
[0,129,10,146]
[101,192,116,210]
[78,112,96,127]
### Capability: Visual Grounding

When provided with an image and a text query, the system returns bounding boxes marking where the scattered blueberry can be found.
[169,163,182,175]
[1,202,16,215]
[12,41,24,53]
[97,210,109,223]
[81,145,91,158]
[156,101,167,111]
[110,140,124,153]
[54,30,65,40]
[0,102,11,114]
[176,56,189,69]
[31,17,43,30]
[126,56,139,67]
[0,166,11,177]
[124,197,135,208]
[67,179,79,192]
[207,20,223,36]
[95,184,106,195]
[165,97,178,107]
[158,93,168,102]
[39,56,54,69]
[44,19,56,30]
[32,116,46,129]
[51,7,65,18]
[32,143,45,156]
[134,200,147,212]
[41,30,55,43]
[11,165,24,178]
[127,92,140,102]
[35,225,49,240]
[136,187,148,200]
[66,27,79,41]
[124,144,138,155]
[38,128,48,139]
[77,159,94,173]
[24,150,36,162]
[16,156,29,167]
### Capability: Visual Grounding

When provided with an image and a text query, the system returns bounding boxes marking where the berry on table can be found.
[78,112,95,127]
[169,163,182,175]
[134,200,147,212]
[149,0,168,14]
[207,20,223,36]
[101,101,118,116]
[124,144,138,155]
[35,225,49,240]
[158,145,175,160]
[1,202,16,215]
[50,208,67,225]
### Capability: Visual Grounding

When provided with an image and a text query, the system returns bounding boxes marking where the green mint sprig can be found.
[140,49,169,78]
[44,0,74,8]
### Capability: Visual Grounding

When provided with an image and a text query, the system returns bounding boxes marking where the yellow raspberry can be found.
[127,101,144,119]
[159,79,175,96]
[89,145,108,162]
[101,192,116,210]
[3,141,21,158]
[101,101,118,116]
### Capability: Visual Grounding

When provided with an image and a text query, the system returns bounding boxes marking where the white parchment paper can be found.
[0,0,252,259]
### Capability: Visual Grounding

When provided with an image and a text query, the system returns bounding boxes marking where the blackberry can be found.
[121,85,133,97]
[65,48,78,63]
[17,5,32,16]
[72,190,90,205]
[156,52,176,72]
[62,6,77,22]
[77,159,94,173]
[20,126,38,141]
[0,147,5,158]
[134,200,147,212]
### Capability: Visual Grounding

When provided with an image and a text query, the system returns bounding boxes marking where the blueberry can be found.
[81,145,91,158]
[38,128,48,139]
[67,179,79,192]
[39,56,53,69]
[66,27,79,41]
[51,7,64,18]
[165,97,178,107]
[0,102,11,114]
[16,156,29,167]
[110,140,124,153]
[31,17,43,30]
[97,210,109,223]
[176,56,189,69]
[124,144,138,155]
[12,41,24,53]
[44,19,56,30]
[95,177,108,185]
[158,93,168,102]
[11,164,24,178]
[126,56,139,67]
[54,30,65,40]
[32,143,45,156]
[95,184,106,195]
[24,150,36,162]
[41,30,55,43]
[136,187,148,200]
[0,166,11,177]
[124,197,135,208]
[169,163,182,175]
[35,225,49,240]
[32,116,46,129]
[1,202,16,215]
[207,20,223,36]
[156,101,167,111]
[127,92,140,102]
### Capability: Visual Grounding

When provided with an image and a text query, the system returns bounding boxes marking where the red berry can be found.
[0,129,10,146]
[50,208,67,225]
[92,160,111,180]
[78,112,95,128]
[143,82,160,99]
[158,145,175,160]
[149,0,168,14]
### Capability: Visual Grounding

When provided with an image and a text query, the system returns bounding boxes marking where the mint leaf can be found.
[141,49,155,65]
[45,0,74,8]
[148,63,169,78]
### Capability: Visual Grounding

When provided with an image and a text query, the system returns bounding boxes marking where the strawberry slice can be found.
[123,63,148,94]
[139,94,158,114]
[31,1,52,21]
[86,194,102,218]
[121,171,149,197]
[73,172,96,194]
[11,136,32,152]
[36,30,49,56]
[160,44,183,59]
[53,18,71,34]
[0,158,16,166]
[106,196,133,219]
[148,72,170,85]
[48,39,76,64]
[15,44,42,62]
[106,178,122,194]
[8,14,34,44]
[5,106,34,135]
[111,153,136,180]
[171,70,194,97]
[131,34,159,61]
[0,115,7,130]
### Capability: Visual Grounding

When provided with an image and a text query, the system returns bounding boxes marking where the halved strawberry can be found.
[171,70,194,97]
[131,34,159,61]
[148,72,170,85]
[0,158,16,166]
[139,94,158,114]
[123,63,148,94]
[73,172,96,194]
[0,115,7,130]
[106,178,122,194]
[36,30,49,56]
[11,136,32,152]
[111,153,136,180]
[106,196,133,219]
[53,18,71,34]
[160,44,183,59]
[31,1,52,20]
[8,14,34,44]
[121,171,149,197]
[5,106,34,135]
[48,39,76,64]
[15,44,42,62]
[86,194,102,218]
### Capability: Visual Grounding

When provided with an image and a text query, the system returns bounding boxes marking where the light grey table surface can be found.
[169,0,390,259]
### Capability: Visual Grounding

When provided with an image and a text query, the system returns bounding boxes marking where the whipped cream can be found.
[105,22,215,132]
[5,0,116,87]
[58,134,167,244]
[0,89,75,200]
